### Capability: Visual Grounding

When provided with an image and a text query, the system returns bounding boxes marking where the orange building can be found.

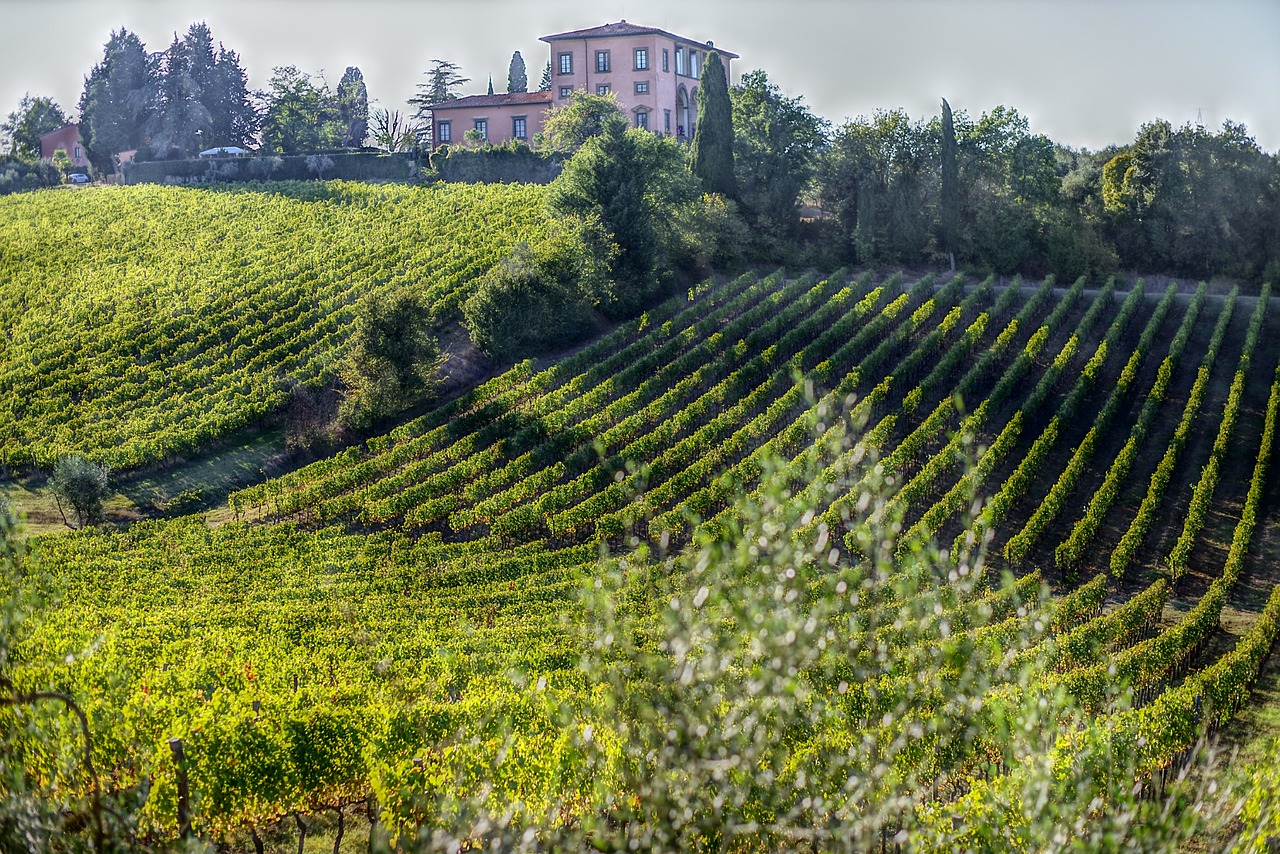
[39,123,90,168]
[426,20,737,148]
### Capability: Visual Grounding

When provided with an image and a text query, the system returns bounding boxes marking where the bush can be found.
[463,229,605,362]
[670,192,751,274]
[338,290,444,430]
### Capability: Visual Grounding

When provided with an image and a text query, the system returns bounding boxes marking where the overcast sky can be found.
[2,0,1277,153]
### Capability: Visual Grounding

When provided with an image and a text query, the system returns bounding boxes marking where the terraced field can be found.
[0,181,549,470]
[9,263,1280,847]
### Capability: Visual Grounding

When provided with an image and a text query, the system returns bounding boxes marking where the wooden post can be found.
[169,737,190,839]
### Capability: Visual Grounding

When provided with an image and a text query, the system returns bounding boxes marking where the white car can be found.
[68,173,91,185]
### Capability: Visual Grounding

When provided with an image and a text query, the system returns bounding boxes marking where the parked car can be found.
[68,173,91,185]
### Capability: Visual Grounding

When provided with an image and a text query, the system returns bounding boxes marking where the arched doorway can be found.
[676,85,690,139]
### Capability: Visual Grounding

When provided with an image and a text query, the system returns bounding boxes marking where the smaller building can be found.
[39,123,89,168]
[426,91,553,148]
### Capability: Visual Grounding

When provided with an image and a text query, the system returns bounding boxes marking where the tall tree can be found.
[206,44,257,147]
[409,59,469,119]
[730,70,827,246]
[507,51,528,93]
[408,59,470,147]
[940,97,958,271]
[539,61,552,92]
[78,29,152,170]
[337,66,369,147]
[144,32,213,158]
[690,51,735,197]
[260,65,343,154]
[1,94,68,158]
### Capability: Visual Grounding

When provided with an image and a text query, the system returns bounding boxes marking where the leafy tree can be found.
[548,120,698,316]
[691,51,735,197]
[409,59,469,118]
[49,454,110,529]
[538,61,552,92]
[507,51,528,94]
[730,70,827,249]
[463,231,604,361]
[408,59,470,148]
[206,43,257,148]
[940,97,959,270]
[542,90,626,153]
[822,108,935,264]
[78,29,152,171]
[260,66,341,154]
[336,66,369,147]
[143,32,213,158]
[1,94,68,158]
[338,290,444,430]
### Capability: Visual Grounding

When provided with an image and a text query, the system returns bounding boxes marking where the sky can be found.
[2,0,1278,154]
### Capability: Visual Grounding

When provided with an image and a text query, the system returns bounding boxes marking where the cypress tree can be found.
[691,51,736,197]
[507,51,528,93]
[941,97,959,271]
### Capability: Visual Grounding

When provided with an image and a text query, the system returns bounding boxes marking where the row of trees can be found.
[821,105,1280,282]
[3,23,373,171]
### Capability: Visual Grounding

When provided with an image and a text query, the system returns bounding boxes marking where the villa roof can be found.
[540,20,739,58]
[424,91,554,111]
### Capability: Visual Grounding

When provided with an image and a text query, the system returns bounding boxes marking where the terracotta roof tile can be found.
[424,91,554,111]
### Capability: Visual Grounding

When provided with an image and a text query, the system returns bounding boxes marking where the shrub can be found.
[462,230,604,362]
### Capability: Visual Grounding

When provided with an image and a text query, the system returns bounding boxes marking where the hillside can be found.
[0,181,549,470]
[8,264,1280,846]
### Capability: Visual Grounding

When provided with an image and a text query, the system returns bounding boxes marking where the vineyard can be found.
[0,181,549,470]
[6,255,1280,847]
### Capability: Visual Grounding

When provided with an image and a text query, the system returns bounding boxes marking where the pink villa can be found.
[426,20,737,147]
[39,123,90,168]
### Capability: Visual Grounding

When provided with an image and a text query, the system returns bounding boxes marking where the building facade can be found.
[426,21,736,148]
[427,91,553,148]
[39,124,90,168]
[540,21,737,139]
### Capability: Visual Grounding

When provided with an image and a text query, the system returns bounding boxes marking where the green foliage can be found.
[339,289,444,430]
[506,51,527,94]
[690,51,735,198]
[463,233,602,362]
[730,70,827,252]
[336,66,369,147]
[540,90,627,153]
[547,121,697,316]
[77,29,151,172]
[260,65,346,155]
[670,192,750,273]
[1,93,67,159]
[49,454,110,529]
[0,181,550,469]
[940,97,958,263]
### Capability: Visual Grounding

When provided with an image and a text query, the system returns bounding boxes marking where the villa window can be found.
[438,120,451,143]
[690,52,700,79]
[675,47,684,75]
[596,83,611,96]
[664,110,671,133]
[512,116,527,140]
[559,86,572,99]
[596,50,611,73]
[473,119,487,140]
[663,49,670,72]
[558,52,573,75]
[635,48,649,70]
[636,110,650,130]
[634,80,649,94]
